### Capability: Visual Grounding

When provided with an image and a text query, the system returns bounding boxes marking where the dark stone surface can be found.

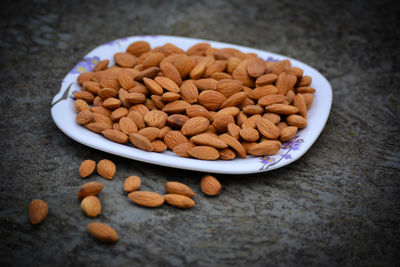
[0,0,399,266]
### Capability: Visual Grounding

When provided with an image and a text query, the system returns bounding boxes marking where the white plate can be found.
[51,35,332,174]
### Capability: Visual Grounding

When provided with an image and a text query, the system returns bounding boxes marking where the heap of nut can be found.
[73,41,315,160]
[29,158,222,244]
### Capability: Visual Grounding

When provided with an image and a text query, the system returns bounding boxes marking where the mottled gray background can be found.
[0,0,399,266]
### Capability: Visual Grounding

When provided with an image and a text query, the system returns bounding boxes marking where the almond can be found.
[138,127,160,141]
[134,66,160,81]
[232,59,254,87]
[255,73,278,86]
[186,104,210,119]
[123,175,141,193]
[111,107,129,121]
[258,94,287,106]
[247,57,266,78]
[127,111,146,129]
[142,52,165,68]
[74,99,90,113]
[76,110,94,125]
[167,114,189,128]
[255,118,280,139]
[227,123,241,139]
[179,80,198,104]
[91,106,112,117]
[154,76,180,93]
[82,81,101,94]
[187,42,211,55]
[77,72,94,85]
[191,133,228,149]
[162,100,190,114]
[115,52,137,68]
[77,182,104,200]
[81,196,101,217]
[96,159,116,180]
[74,91,95,103]
[87,222,119,243]
[204,60,227,77]
[102,97,121,109]
[128,191,165,207]
[219,148,236,160]
[143,77,164,95]
[173,54,195,78]
[143,110,168,128]
[227,57,242,73]
[271,59,291,75]
[220,91,248,108]
[297,75,312,87]
[240,127,260,142]
[211,72,233,81]
[164,194,195,208]
[161,43,185,56]
[302,93,314,108]
[79,159,96,178]
[249,85,278,100]
[173,142,195,157]
[218,134,246,158]
[248,140,281,156]
[263,113,281,124]
[242,114,262,129]
[198,90,226,111]
[280,126,298,142]
[286,114,307,128]
[161,92,180,103]
[242,104,264,115]
[265,104,299,115]
[165,181,195,197]
[119,116,138,134]
[164,130,188,149]
[160,62,182,86]
[217,79,242,98]
[293,94,307,118]
[296,87,316,94]
[152,140,168,152]
[212,114,234,132]
[190,61,207,79]
[101,129,128,144]
[194,78,218,91]
[129,133,153,151]
[28,199,48,224]
[214,107,240,119]
[200,175,221,196]
[181,116,210,136]
[188,146,220,160]
[158,125,172,139]
[92,95,102,106]
[127,41,151,56]
[118,69,135,90]
[86,122,111,133]
[98,88,118,100]
[286,67,304,78]
[277,122,288,131]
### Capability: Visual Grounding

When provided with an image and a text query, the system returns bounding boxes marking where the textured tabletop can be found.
[0,0,399,266]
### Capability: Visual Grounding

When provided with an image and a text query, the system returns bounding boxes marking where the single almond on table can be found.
[128,191,165,207]
[28,199,48,225]
[123,175,141,193]
[165,181,195,197]
[200,175,221,196]
[164,194,195,208]
[87,222,119,244]
[81,196,102,217]
[96,159,116,180]
[77,182,104,200]
[79,159,96,178]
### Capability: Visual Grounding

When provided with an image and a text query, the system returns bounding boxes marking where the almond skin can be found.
[87,222,119,243]
[129,133,153,151]
[181,116,210,136]
[28,199,48,224]
[164,194,195,208]
[81,196,102,217]
[79,159,96,178]
[200,175,221,196]
[165,182,195,197]
[123,175,141,193]
[286,114,307,128]
[198,90,226,111]
[96,159,116,180]
[248,140,281,156]
[218,134,246,158]
[144,110,168,128]
[127,40,151,56]
[188,146,220,160]
[101,129,128,144]
[191,133,228,149]
[164,130,189,150]
[173,142,195,157]
[280,126,298,142]
[77,182,104,200]
[255,118,280,139]
[128,191,165,207]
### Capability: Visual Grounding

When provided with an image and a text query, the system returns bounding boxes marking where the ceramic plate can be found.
[51,35,332,174]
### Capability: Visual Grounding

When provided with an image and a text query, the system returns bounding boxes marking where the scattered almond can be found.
[200,175,221,196]
[28,199,48,224]
[96,159,116,180]
[87,222,119,243]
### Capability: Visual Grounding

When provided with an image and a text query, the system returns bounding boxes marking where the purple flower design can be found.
[69,56,101,74]
[281,154,292,159]
[265,56,279,62]
[282,137,304,151]
[260,156,276,164]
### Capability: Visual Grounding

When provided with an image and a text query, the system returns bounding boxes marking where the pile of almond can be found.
[74,40,315,160]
